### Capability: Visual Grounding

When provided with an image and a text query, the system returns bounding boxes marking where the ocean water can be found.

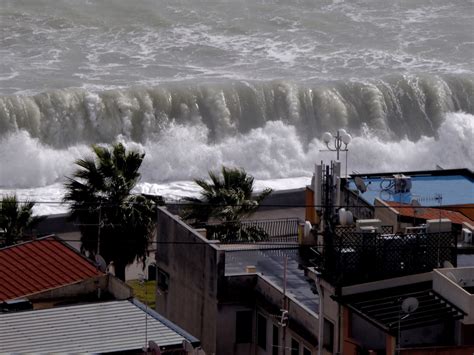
[0,0,473,214]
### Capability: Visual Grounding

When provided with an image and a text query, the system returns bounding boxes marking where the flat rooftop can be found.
[225,247,318,312]
[348,169,474,207]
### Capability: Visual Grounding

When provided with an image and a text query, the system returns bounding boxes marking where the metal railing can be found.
[206,217,301,243]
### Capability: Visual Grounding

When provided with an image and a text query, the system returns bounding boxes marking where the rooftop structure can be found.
[381,200,474,226]
[0,299,200,353]
[347,168,474,209]
[154,206,319,355]
[224,247,318,312]
[0,236,102,302]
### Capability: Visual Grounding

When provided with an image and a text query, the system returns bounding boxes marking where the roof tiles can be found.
[0,236,102,302]
[385,201,474,225]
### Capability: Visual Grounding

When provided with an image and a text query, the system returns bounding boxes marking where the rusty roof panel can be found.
[0,236,102,302]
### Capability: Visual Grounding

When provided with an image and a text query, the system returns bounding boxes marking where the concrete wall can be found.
[318,278,342,354]
[433,268,474,324]
[255,275,319,344]
[217,304,256,355]
[217,301,317,355]
[28,274,133,309]
[374,198,400,233]
[351,312,386,350]
[155,207,225,355]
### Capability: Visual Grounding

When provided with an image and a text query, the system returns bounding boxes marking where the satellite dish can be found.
[354,176,367,193]
[95,254,107,272]
[401,297,419,314]
[443,260,454,268]
[411,199,421,207]
[338,209,354,225]
[183,340,194,351]
[446,272,458,284]
[148,341,161,354]
[304,221,312,237]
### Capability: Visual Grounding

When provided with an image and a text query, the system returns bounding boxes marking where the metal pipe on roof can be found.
[314,271,323,355]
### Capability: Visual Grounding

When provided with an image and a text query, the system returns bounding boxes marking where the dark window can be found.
[272,325,279,355]
[291,338,300,355]
[236,310,253,343]
[257,313,267,350]
[323,318,334,353]
[156,268,169,292]
[303,347,311,355]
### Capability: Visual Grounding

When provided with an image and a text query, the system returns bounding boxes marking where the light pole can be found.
[321,129,352,176]
[322,129,352,160]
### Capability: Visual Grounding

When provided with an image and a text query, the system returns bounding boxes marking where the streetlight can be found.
[321,129,352,160]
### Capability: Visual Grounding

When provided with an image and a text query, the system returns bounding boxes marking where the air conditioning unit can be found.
[405,226,427,234]
[463,228,473,244]
[359,226,377,234]
[426,219,452,233]
[356,219,381,232]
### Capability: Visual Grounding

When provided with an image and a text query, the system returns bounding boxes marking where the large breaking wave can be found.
[1,75,472,148]
[0,74,472,215]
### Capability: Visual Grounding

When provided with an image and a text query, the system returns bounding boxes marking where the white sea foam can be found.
[1,112,472,215]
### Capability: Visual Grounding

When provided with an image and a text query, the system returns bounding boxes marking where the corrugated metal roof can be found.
[0,236,102,302]
[0,300,193,353]
[385,201,474,225]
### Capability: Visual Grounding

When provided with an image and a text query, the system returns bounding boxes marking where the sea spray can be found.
[1,112,472,215]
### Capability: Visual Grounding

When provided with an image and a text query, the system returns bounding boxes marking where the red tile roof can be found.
[385,201,474,225]
[0,236,102,302]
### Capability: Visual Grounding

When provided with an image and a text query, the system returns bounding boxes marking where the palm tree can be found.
[64,143,156,281]
[0,195,43,247]
[182,166,272,242]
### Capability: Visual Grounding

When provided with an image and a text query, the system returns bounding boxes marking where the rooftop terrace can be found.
[348,169,474,207]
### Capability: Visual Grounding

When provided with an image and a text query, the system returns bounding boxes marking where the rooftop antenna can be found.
[396,297,419,354]
[410,199,421,226]
[94,254,107,299]
[279,256,289,355]
[139,272,149,352]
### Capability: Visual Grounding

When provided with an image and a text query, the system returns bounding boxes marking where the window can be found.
[303,347,312,355]
[156,267,169,292]
[291,338,300,355]
[257,313,267,350]
[235,310,253,343]
[323,318,334,353]
[272,325,279,355]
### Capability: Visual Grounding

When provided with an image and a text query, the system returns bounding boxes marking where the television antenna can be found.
[410,199,422,226]
[410,199,421,207]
